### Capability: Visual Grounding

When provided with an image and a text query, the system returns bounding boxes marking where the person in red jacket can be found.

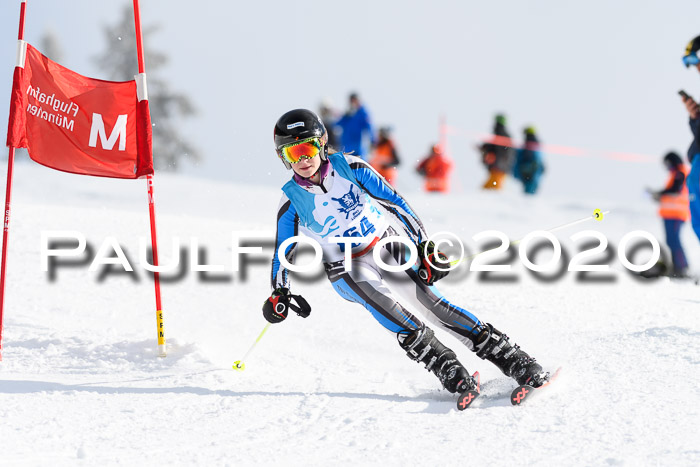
[416,144,452,193]
[647,152,690,277]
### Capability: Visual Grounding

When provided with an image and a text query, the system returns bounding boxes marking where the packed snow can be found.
[0,159,699,466]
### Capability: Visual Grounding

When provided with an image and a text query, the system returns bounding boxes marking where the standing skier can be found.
[335,92,375,160]
[647,152,690,277]
[680,35,700,244]
[318,98,340,149]
[512,127,545,195]
[416,144,453,193]
[264,109,550,402]
[479,114,514,190]
[369,127,400,186]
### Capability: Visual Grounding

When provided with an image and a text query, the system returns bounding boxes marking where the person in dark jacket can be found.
[335,92,375,160]
[647,152,690,277]
[512,126,545,195]
[478,114,514,190]
[318,99,340,149]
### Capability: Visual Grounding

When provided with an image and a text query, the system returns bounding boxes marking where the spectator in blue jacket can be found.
[512,127,545,195]
[681,35,700,244]
[335,92,375,160]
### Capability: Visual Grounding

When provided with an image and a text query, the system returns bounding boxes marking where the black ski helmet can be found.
[663,151,683,168]
[273,109,328,169]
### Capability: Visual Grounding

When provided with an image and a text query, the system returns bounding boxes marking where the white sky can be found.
[2,0,700,199]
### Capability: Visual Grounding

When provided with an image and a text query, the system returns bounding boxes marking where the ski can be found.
[510,367,562,406]
[456,371,481,410]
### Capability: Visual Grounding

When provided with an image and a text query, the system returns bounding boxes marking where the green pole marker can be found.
[233,323,271,371]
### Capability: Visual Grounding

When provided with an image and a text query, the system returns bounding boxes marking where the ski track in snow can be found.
[1,163,699,466]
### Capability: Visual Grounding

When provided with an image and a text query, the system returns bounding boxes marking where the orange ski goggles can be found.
[279,137,323,164]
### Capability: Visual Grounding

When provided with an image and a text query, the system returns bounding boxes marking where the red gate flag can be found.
[6,43,153,179]
[1,0,165,360]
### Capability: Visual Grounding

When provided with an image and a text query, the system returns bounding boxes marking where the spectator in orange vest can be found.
[369,127,400,186]
[647,151,690,277]
[416,144,452,193]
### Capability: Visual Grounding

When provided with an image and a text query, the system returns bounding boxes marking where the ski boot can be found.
[399,326,479,408]
[474,323,549,388]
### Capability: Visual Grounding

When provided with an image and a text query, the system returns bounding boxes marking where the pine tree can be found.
[40,28,64,63]
[94,4,199,171]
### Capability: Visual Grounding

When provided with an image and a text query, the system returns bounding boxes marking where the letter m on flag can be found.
[89,114,129,151]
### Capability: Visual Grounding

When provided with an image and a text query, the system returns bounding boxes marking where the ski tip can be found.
[550,366,562,381]
[457,390,479,410]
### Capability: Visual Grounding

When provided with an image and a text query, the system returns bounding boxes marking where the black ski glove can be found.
[417,240,450,285]
[262,287,311,324]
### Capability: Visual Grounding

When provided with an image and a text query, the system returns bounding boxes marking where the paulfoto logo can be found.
[40,229,663,284]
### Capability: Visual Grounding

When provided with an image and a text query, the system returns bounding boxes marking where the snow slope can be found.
[1,161,699,466]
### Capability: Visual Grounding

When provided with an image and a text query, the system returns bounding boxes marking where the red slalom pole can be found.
[0,0,29,361]
[439,114,447,154]
[133,0,146,73]
[133,0,166,357]
[0,148,16,362]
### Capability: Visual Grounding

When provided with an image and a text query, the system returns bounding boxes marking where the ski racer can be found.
[264,109,550,401]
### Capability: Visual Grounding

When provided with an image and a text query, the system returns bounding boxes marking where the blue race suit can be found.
[271,153,483,346]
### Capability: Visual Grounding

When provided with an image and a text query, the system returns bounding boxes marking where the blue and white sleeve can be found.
[346,155,427,244]
[271,195,299,291]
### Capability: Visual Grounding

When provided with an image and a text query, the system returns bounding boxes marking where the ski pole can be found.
[233,323,271,371]
[448,208,609,267]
